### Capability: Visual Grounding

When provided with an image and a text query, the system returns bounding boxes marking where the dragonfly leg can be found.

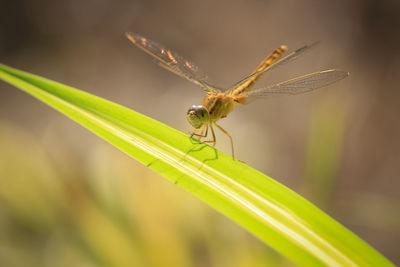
[202,124,216,146]
[198,125,210,141]
[208,124,216,147]
[214,122,235,159]
[197,126,205,141]
[191,125,208,140]
[203,125,209,139]
[190,127,200,137]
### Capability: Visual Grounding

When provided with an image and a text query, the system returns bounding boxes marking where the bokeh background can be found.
[1,0,400,266]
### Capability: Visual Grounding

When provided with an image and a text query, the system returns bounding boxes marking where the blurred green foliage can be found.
[0,121,292,267]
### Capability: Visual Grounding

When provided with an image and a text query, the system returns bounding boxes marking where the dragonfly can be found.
[126,32,349,159]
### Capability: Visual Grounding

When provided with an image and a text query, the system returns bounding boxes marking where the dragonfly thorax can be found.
[186,105,210,129]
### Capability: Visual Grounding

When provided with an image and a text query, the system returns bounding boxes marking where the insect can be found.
[126,32,349,159]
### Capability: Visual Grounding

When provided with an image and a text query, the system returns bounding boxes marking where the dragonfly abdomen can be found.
[230,45,287,96]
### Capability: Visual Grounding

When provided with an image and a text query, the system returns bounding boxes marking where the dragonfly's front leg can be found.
[192,124,218,149]
[196,124,216,146]
[190,127,201,138]
[197,126,206,141]
[202,124,216,147]
[190,125,208,140]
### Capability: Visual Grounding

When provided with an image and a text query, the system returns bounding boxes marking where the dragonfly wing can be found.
[227,42,320,93]
[156,61,222,92]
[245,70,349,97]
[126,32,220,92]
[265,41,320,73]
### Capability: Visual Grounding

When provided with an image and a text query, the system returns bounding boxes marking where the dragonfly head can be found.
[186,105,210,128]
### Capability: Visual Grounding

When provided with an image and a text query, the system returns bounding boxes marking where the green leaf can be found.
[0,63,393,266]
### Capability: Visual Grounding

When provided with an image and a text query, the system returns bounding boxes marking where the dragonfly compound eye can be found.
[186,105,210,129]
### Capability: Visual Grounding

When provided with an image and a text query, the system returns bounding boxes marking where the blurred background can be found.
[1,0,399,266]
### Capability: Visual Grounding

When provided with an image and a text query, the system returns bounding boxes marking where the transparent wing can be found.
[126,32,220,92]
[266,41,320,73]
[246,70,349,97]
[227,42,319,92]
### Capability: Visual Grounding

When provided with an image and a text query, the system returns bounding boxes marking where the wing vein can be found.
[246,70,349,97]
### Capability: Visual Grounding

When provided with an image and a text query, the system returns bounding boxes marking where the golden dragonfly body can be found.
[126,33,348,158]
